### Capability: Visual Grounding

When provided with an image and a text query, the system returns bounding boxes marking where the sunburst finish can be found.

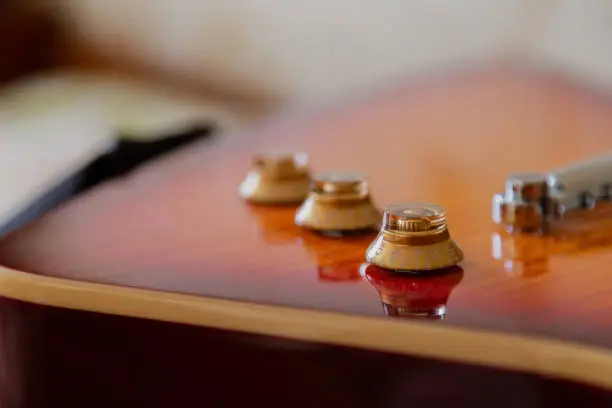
[1,68,612,393]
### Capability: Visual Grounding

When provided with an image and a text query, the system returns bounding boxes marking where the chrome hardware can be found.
[493,152,612,232]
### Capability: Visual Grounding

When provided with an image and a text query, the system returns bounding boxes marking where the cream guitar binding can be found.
[493,152,612,232]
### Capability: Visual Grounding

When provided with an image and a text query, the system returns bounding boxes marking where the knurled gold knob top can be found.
[294,171,380,234]
[383,204,447,233]
[311,172,368,200]
[239,151,310,204]
[253,152,309,180]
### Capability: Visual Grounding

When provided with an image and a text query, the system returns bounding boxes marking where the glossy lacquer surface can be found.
[2,68,612,348]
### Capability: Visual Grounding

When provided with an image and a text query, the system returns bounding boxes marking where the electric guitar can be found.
[1,68,612,408]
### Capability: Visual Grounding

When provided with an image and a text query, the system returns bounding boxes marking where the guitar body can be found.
[2,297,610,408]
[1,68,612,407]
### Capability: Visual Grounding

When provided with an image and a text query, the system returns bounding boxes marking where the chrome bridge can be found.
[493,152,612,232]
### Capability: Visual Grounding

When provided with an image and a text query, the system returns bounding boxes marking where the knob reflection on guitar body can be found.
[491,232,550,278]
[318,263,363,282]
[363,264,464,319]
[365,203,464,272]
[239,152,311,204]
[294,172,380,236]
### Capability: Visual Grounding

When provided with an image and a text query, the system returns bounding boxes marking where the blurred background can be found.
[50,0,612,102]
[3,1,612,115]
[1,0,611,210]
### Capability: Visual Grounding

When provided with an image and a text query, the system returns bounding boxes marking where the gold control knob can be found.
[365,203,464,271]
[294,172,380,236]
[239,152,310,204]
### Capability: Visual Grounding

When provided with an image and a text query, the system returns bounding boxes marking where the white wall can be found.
[54,0,612,105]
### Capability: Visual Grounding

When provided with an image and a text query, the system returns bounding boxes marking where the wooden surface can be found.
[1,67,612,384]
